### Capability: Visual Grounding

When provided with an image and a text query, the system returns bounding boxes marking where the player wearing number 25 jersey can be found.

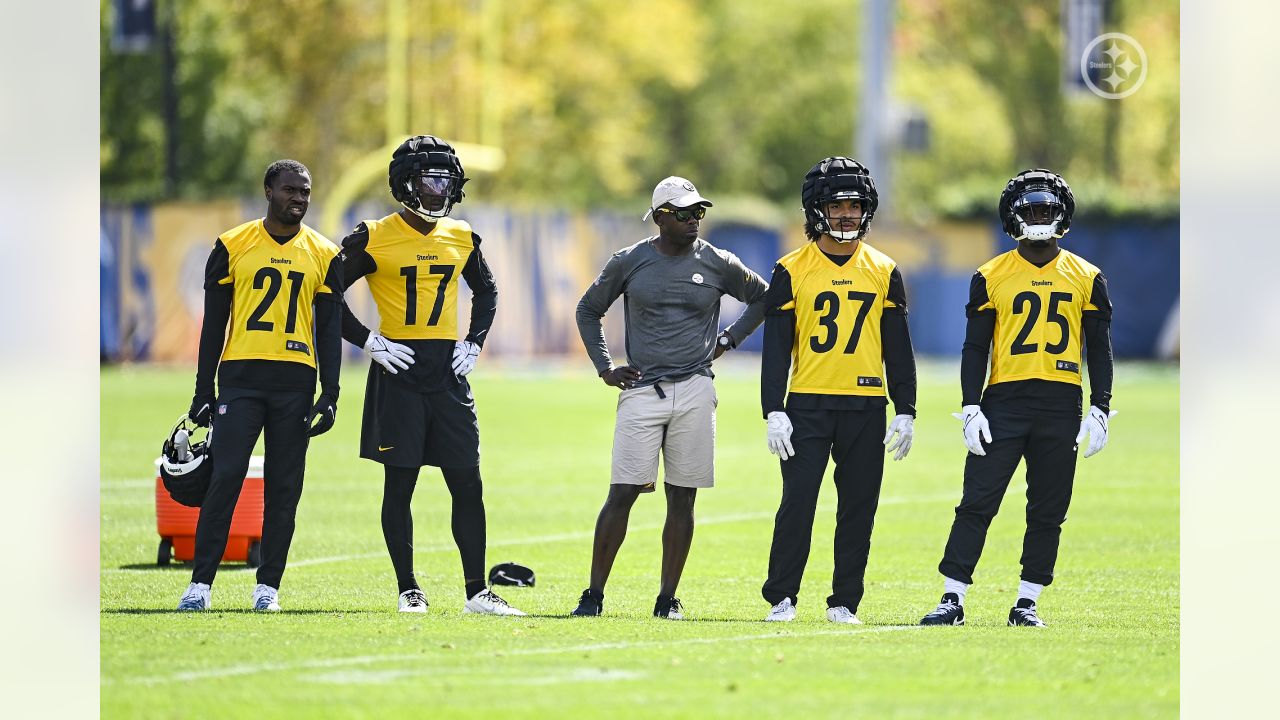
[920,169,1114,629]
[759,158,917,625]
[336,135,522,617]
[177,160,343,613]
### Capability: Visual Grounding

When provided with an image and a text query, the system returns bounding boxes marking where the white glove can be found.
[1076,406,1117,458]
[766,411,795,461]
[452,340,481,376]
[951,404,992,456]
[883,414,914,461]
[364,333,415,374]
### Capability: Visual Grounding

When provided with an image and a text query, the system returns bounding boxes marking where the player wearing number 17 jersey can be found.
[919,169,1115,628]
[760,158,918,625]
[336,135,521,616]
[177,160,343,613]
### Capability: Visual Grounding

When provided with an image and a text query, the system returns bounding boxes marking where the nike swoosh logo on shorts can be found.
[379,445,395,452]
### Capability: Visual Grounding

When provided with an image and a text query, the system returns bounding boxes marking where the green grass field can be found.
[101,360,1178,719]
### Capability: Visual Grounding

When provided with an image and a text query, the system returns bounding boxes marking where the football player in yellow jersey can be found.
[337,135,522,616]
[177,160,344,613]
[919,169,1115,628]
[759,158,918,624]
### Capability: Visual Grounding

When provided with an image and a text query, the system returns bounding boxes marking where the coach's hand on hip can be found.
[601,365,643,390]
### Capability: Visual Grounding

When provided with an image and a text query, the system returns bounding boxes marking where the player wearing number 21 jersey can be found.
[177,159,343,613]
[919,169,1114,629]
[759,158,917,625]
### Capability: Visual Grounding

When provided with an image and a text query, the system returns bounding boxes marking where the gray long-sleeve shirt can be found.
[576,237,769,385]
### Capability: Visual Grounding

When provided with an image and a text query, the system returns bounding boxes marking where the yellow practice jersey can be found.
[776,241,904,396]
[349,213,477,340]
[971,248,1110,387]
[212,219,340,367]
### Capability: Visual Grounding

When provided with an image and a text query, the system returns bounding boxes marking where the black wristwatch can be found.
[717,332,734,350]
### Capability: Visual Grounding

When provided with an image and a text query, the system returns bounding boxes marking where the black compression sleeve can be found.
[961,311,995,407]
[960,271,994,406]
[461,236,498,346]
[881,311,917,417]
[194,286,231,397]
[1083,314,1113,412]
[760,264,794,417]
[314,296,342,402]
[339,224,376,347]
[194,241,232,396]
[1083,272,1114,411]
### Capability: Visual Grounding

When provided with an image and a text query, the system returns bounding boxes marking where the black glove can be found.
[189,393,216,427]
[306,394,337,437]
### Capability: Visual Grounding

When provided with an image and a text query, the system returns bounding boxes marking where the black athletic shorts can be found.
[359,364,480,468]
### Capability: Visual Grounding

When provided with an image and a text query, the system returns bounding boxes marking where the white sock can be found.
[1018,580,1044,603]
[943,577,969,605]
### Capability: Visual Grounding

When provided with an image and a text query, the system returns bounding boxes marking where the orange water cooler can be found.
[154,455,265,566]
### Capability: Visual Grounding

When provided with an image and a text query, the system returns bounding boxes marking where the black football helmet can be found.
[802,157,879,242]
[159,416,213,508]
[999,169,1075,243]
[388,135,468,220]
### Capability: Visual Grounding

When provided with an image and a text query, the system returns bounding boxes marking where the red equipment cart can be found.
[155,455,265,567]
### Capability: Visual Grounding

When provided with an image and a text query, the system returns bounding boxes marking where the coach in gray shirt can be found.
[570,176,769,621]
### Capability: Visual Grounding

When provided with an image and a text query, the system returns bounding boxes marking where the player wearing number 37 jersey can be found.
[760,158,917,625]
[177,159,343,613]
[920,169,1114,629]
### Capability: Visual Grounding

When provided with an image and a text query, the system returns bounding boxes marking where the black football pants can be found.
[762,408,886,612]
[937,411,1079,587]
[191,387,312,589]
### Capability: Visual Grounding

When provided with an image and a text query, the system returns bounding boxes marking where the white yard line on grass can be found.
[113,625,922,686]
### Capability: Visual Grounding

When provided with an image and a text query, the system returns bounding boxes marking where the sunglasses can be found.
[656,206,707,222]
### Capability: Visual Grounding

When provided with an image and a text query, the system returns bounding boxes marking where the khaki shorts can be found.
[611,374,717,489]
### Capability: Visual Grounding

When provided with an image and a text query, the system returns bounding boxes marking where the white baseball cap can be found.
[642,176,713,220]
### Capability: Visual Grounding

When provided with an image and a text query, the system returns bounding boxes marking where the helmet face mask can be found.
[999,169,1075,244]
[802,157,879,243]
[821,194,871,242]
[389,135,468,220]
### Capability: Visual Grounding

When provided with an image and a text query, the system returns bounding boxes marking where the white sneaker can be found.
[252,584,281,612]
[177,582,211,611]
[463,588,526,616]
[398,588,428,613]
[827,606,862,624]
[765,597,796,622]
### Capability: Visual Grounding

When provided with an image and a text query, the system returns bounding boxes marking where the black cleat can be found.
[1008,598,1047,627]
[919,592,965,626]
[653,595,684,620]
[571,588,603,616]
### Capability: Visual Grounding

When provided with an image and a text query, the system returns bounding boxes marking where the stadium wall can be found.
[100,203,1178,362]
